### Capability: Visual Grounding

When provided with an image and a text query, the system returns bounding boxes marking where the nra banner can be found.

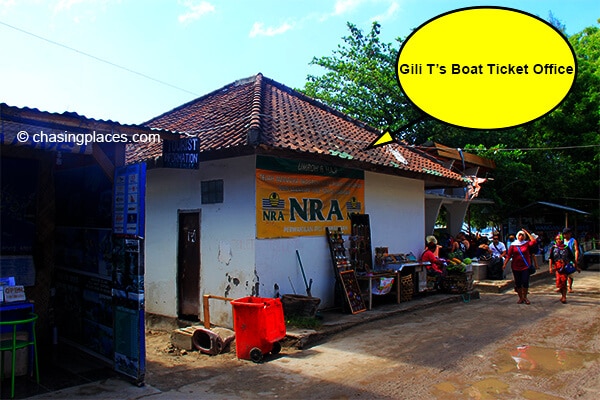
[256,156,364,239]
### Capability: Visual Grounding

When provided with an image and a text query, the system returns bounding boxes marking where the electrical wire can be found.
[454,144,600,152]
[2,20,596,155]
[0,20,200,97]
[162,112,600,154]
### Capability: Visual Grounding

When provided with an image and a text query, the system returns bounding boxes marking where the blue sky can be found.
[1,0,598,125]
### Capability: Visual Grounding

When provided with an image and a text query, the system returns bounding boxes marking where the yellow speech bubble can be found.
[369,6,577,148]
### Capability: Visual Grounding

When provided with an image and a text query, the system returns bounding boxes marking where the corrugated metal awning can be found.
[513,201,590,215]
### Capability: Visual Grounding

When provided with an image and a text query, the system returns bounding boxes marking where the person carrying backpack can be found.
[562,228,582,293]
[549,233,575,304]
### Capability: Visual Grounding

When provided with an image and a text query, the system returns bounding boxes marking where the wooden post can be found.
[202,295,234,329]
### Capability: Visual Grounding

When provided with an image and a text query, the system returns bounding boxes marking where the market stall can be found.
[326,214,436,313]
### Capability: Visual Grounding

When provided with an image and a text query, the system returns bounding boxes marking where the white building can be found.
[127,74,467,328]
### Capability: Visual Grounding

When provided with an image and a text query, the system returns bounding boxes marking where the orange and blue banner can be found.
[256,156,364,238]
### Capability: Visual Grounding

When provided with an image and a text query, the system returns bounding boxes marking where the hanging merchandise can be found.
[325,227,366,314]
[349,214,373,273]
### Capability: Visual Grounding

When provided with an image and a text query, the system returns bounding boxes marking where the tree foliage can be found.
[302,19,600,230]
[303,22,425,142]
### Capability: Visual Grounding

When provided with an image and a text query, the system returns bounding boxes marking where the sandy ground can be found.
[143,271,600,399]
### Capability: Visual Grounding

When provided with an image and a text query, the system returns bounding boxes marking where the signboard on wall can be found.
[112,163,146,385]
[113,163,146,236]
[163,137,199,169]
[256,156,364,239]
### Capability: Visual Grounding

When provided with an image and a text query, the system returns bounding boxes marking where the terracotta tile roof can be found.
[126,74,464,186]
[1,102,173,136]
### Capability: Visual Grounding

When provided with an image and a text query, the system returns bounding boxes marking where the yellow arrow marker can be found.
[367,131,395,149]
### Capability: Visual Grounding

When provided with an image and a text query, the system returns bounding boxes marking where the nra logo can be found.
[261,195,361,222]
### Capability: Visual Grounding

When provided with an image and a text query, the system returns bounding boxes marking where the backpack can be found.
[566,238,585,267]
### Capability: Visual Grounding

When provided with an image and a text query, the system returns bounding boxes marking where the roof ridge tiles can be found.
[248,73,263,145]
[142,74,263,128]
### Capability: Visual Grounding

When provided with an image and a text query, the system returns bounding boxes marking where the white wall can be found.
[198,156,256,327]
[144,156,256,327]
[145,157,428,324]
[144,167,199,317]
[365,171,426,258]
[256,235,335,306]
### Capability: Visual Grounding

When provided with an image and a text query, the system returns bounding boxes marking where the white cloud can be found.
[0,0,16,16]
[333,0,366,16]
[326,0,400,22]
[371,1,400,22]
[249,21,293,38]
[178,0,215,24]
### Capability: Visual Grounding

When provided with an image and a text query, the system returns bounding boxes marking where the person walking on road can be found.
[503,229,537,304]
[562,228,582,293]
[548,233,575,304]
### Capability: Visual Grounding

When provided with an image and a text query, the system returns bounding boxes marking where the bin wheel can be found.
[250,348,263,363]
[271,341,281,355]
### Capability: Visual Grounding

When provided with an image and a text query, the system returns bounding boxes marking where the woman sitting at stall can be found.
[421,241,446,291]
[451,232,470,259]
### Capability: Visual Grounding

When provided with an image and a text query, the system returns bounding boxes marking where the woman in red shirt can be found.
[502,229,537,304]
[421,241,445,291]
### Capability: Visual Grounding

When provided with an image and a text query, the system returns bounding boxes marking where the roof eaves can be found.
[1,102,176,136]
[426,142,497,170]
[513,201,590,216]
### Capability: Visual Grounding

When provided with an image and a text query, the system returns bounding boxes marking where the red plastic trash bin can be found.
[231,296,286,362]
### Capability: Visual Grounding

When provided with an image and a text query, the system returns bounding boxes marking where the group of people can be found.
[421,228,582,304]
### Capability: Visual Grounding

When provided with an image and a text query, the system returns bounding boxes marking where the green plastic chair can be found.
[0,312,39,398]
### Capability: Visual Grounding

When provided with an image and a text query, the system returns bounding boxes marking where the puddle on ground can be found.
[433,346,598,399]
[494,345,598,375]
[466,378,509,398]
[434,378,509,399]
[433,381,457,393]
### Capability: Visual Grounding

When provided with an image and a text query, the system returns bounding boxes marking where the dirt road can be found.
[142,270,600,399]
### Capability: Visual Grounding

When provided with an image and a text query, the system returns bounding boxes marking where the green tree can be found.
[303,22,424,142]
[482,22,600,216]
[302,19,600,229]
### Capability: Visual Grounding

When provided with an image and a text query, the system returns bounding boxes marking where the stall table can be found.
[386,262,430,294]
[356,272,399,310]
[357,262,430,310]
